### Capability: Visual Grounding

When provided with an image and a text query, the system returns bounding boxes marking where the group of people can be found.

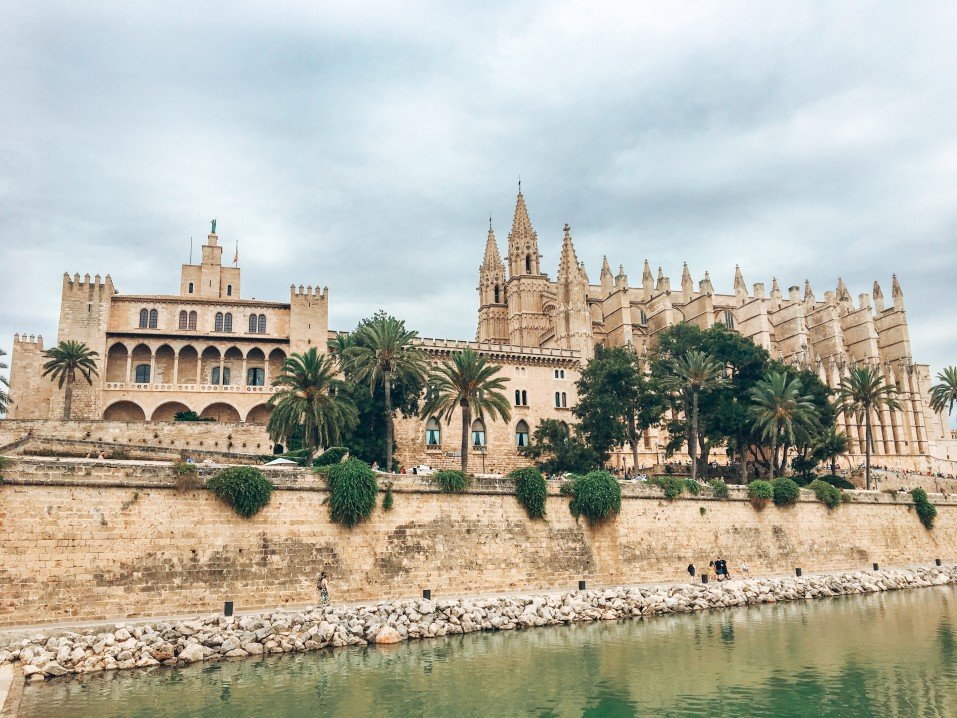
[687,557,749,583]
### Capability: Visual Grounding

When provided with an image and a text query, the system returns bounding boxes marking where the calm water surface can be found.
[19,586,957,717]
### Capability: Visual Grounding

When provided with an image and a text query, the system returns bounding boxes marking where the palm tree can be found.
[836,366,901,490]
[930,366,957,418]
[41,340,99,420]
[813,425,850,477]
[748,372,822,475]
[266,347,358,456]
[660,350,728,482]
[0,347,10,415]
[420,348,511,473]
[343,315,429,472]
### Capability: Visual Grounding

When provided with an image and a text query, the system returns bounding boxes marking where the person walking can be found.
[317,571,330,606]
[687,562,696,583]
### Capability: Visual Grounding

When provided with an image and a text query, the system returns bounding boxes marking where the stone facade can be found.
[0,458,955,627]
[477,189,956,472]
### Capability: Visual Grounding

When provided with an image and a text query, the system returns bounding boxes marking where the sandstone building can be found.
[5,195,955,474]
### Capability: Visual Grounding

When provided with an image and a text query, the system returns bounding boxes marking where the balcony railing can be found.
[104,382,278,394]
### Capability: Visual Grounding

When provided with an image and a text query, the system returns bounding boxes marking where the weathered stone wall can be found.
[1,458,955,628]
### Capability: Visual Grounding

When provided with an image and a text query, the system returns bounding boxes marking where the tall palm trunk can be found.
[864,408,872,490]
[383,368,393,473]
[738,428,748,483]
[771,434,779,476]
[627,412,639,471]
[62,370,75,420]
[460,400,471,473]
[831,455,837,477]
[689,391,699,482]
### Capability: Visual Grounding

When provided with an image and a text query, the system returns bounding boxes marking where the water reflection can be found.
[19,586,957,718]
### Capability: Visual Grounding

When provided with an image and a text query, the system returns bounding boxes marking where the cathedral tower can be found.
[477,224,508,342]
[504,189,550,346]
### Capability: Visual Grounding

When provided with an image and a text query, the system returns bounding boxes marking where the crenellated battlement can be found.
[62,272,115,294]
[290,284,329,299]
[13,333,43,347]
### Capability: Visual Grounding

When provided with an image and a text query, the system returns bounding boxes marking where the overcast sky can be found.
[2,2,956,388]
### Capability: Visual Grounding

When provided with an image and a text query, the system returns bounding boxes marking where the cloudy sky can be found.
[2,2,956,385]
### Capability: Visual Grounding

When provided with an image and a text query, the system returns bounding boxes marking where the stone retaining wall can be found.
[1,458,955,629]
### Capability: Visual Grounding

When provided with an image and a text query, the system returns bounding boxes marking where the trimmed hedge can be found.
[207,466,274,518]
[748,480,774,509]
[510,467,547,519]
[808,479,842,509]
[772,477,801,506]
[382,486,394,511]
[567,470,622,524]
[709,479,729,499]
[314,447,349,467]
[326,458,379,527]
[434,470,469,493]
[911,488,937,529]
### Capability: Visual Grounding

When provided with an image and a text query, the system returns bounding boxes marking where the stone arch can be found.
[268,348,287,379]
[130,343,152,385]
[154,344,175,384]
[246,403,272,424]
[223,346,243,386]
[200,346,221,385]
[103,400,146,421]
[151,401,192,421]
[178,345,199,385]
[105,342,129,382]
[200,402,241,422]
[246,347,266,387]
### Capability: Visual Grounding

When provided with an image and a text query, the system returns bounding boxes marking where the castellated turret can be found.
[289,284,329,354]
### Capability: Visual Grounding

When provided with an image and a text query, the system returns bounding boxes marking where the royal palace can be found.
[5,192,955,474]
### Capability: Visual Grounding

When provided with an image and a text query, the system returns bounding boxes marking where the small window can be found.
[554,369,559,378]
[212,367,231,385]
[471,419,486,447]
[525,254,532,273]
[188,311,197,330]
[555,392,561,408]
[215,312,224,332]
[178,311,188,330]
[639,310,648,325]
[516,420,529,448]
[139,309,148,328]
[561,392,567,408]
[246,367,265,386]
[723,310,735,330]
[134,364,151,383]
[224,313,233,332]
[188,282,194,294]
[148,309,158,329]
[560,369,565,379]
[515,389,521,406]
[494,285,501,303]
[258,314,266,334]
[426,417,441,447]
[226,285,233,297]
[249,314,257,333]
[521,390,527,406]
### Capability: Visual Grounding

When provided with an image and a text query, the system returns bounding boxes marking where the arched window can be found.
[639,310,648,325]
[246,367,265,386]
[187,311,197,330]
[212,367,231,385]
[561,392,567,408]
[178,311,188,330]
[134,364,151,383]
[525,254,532,273]
[223,313,233,332]
[148,309,158,328]
[188,282,194,294]
[722,310,735,330]
[471,419,486,447]
[258,314,266,334]
[555,392,561,408]
[554,369,559,378]
[494,285,500,303]
[561,370,565,379]
[559,421,570,437]
[214,312,224,332]
[226,285,233,297]
[515,389,521,405]
[249,314,257,333]
[139,309,149,328]
[426,417,441,447]
[516,420,529,448]
[521,390,527,406]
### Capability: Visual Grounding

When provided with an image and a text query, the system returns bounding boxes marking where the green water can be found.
[18,586,957,717]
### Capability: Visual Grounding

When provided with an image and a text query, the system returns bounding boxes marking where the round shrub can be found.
[683,478,701,496]
[326,458,379,527]
[772,477,801,506]
[709,479,729,499]
[434,470,469,493]
[911,488,937,529]
[568,470,622,524]
[510,467,547,519]
[748,480,774,509]
[382,486,394,512]
[808,479,842,509]
[207,466,273,518]
[313,446,349,467]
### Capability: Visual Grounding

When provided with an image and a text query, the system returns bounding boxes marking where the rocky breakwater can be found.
[2,565,955,683]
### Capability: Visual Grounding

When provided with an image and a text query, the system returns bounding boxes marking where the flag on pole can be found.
[233,241,239,267]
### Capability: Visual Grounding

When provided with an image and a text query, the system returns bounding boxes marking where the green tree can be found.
[930,366,957,418]
[836,366,900,490]
[41,340,99,420]
[0,348,9,415]
[519,419,601,475]
[812,425,850,477]
[266,347,358,456]
[748,371,822,475]
[660,350,728,482]
[573,345,666,467]
[341,313,429,472]
[420,348,511,473]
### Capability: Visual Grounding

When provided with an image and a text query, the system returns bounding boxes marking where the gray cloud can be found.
[2,1,956,398]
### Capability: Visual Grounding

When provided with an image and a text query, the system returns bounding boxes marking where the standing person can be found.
[721,558,731,581]
[716,556,725,581]
[687,562,696,583]
[740,561,750,578]
[317,571,330,606]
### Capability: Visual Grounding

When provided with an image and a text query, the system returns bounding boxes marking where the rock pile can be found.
[2,565,954,683]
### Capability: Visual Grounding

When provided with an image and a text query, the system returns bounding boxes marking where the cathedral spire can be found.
[642,260,654,295]
[891,274,904,310]
[699,270,714,295]
[557,224,583,284]
[836,277,851,303]
[600,255,614,295]
[507,188,540,277]
[873,280,885,312]
[681,262,693,301]
[770,277,782,300]
[482,225,502,268]
[733,265,747,298]
[804,279,815,303]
